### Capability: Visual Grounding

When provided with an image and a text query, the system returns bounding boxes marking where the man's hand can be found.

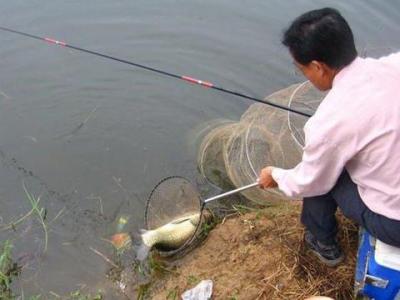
[259,166,278,189]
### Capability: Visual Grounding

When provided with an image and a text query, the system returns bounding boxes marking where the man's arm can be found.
[260,129,355,198]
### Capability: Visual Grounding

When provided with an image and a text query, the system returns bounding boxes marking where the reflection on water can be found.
[0,0,399,298]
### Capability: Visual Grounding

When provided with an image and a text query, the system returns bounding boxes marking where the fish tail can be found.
[136,241,151,261]
[134,229,154,261]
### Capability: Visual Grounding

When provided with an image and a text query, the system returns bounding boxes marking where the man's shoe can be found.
[304,231,344,267]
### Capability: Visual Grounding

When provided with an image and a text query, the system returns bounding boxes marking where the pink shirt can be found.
[272,53,400,221]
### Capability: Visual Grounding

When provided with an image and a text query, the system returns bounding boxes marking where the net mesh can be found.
[145,176,205,256]
[198,81,326,204]
[145,176,201,230]
[143,81,325,256]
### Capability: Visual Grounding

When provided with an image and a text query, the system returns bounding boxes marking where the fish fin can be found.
[171,217,191,225]
[131,230,152,261]
[139,229,148,234]
[135,238,151,261]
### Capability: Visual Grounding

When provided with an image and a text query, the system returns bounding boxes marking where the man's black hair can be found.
[282,7,357,69]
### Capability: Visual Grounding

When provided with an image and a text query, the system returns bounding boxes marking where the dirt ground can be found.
[145,201,358,300]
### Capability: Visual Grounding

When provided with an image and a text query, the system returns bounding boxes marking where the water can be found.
[0,0,399,298]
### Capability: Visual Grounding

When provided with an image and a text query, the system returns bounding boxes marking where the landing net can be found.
[198,81,325,204]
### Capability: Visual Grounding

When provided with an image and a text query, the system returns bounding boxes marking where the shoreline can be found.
[139,201,358,300]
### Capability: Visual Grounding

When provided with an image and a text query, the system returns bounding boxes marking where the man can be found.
[259,7,400,267]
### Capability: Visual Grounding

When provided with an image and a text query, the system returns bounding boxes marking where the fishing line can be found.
[0,26,312,117]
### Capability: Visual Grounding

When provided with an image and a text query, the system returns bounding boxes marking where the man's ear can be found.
[310,60,324,73]
[312,60,335,76]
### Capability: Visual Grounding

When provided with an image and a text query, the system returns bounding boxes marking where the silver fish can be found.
[136,213,200,260]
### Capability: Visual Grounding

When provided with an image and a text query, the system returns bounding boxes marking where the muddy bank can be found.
[144,202,358,300]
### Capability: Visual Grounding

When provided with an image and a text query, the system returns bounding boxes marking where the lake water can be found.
[0,1,399,298]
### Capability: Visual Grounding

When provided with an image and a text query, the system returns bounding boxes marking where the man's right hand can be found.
[258,166,278,189]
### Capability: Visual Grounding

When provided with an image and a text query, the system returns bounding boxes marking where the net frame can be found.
[287,81,326,147]
[144,176,209,257]
[197,81,326,204]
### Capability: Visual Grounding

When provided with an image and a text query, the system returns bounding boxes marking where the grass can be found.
[0,240,20,299]
[0,185,84,299]
[199,218,216,236]
[137,283,151,300]
[197,209,218,238]
[166,288,178,300]
[148,254,175,276]
[186,275,200,286]
[145,201,358,299]
[50,287,103,300]
[133,254,176,300]
[0,183,51,299]
[0,207,35,232]
[22,183,48,253]
[1,184,49,253]
[232,203,260,214]
[69,289,103,300]
[0,240,43,300]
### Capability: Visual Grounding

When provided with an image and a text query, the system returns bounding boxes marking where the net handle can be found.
[203,181,259,204]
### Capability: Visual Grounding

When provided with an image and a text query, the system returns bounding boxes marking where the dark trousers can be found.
[301,170,400,248]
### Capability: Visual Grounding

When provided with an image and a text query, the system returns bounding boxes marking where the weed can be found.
[232,204,258,215]
[0,184,49,254]
[0,207,35,231]
[148,255,173,276]
[200,221,215,236]
[137,283,150,300]
[0,240,20,299]
[69,289,103,300]
[186,275,200,286]
[228,289,239,300]
[199,210,218,237]
[23,183,48,253]
[166,287,178,300]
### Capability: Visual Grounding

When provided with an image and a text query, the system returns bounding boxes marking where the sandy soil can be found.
[145,202,358,300]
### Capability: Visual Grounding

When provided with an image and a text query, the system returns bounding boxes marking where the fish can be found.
[136,213,201,261]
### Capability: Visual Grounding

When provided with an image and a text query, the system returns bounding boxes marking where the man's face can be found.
[293,60,335,91]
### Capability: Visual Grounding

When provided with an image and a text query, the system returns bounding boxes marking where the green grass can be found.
[199,209,218,237]
[137,283,150,300]
[228,289,239,300]
[0,207,35,232]
[232,203,264,215]
[23,183,48,253]
[0,184,112,300]
[69,290,103,300]
[0,240,20,299]
[200,220,215,236]
[0,184,49,256]
[0,240,13,294]
[166,288,178,300]
[186,275,200,286]
[148,255,174,276]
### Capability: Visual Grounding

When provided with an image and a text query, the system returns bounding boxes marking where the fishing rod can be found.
[0,26,312,117]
